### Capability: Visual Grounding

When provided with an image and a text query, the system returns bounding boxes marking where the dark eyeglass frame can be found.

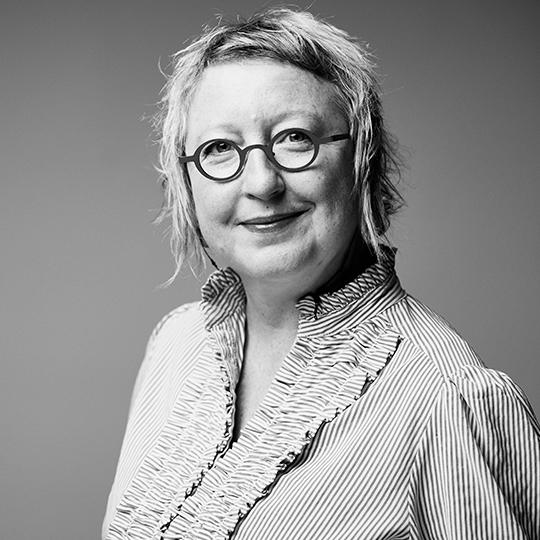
[178,128,350,182]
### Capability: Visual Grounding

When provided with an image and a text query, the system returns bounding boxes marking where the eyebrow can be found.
[267,110,324,124]
[192,111,326,142]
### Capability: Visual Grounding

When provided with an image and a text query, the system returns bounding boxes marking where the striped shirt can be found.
[103,253,540,539]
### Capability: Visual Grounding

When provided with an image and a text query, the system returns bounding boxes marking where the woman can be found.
[103,8,539,540]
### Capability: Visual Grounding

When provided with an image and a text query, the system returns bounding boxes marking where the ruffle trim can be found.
[200,268,244,332]
[106,310,245,540]
[200,247,398,328]
[161,318,403,539]
[300,247,398,319]
[107,247,405,540]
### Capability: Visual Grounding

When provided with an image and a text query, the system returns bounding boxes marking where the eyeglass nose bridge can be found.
[235,140,320,179]
[236,142,278,174]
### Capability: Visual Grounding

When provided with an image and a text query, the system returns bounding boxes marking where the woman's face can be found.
[185,59,359,292]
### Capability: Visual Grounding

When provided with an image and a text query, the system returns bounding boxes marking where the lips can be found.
[238,210,308,233]
[239,210,306,226]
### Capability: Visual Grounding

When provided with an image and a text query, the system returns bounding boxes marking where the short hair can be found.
[153,7,403,282]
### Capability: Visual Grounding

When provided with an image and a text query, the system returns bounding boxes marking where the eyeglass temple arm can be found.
[178,155,196,163]
[318,133,350,143]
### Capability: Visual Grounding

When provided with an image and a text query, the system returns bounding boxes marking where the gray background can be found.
[1,1,538,538]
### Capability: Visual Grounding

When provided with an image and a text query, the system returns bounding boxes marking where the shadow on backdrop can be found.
[1,1,539,538]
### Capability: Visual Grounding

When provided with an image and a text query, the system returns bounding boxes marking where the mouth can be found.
[239,210,308,232]
[240,211,306,225]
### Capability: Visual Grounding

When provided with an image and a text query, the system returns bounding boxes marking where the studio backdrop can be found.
[1,1,539,539]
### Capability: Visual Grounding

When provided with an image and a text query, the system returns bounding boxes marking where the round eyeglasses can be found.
[178,128,350,182]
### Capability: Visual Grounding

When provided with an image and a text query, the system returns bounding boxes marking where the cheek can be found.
[315,164,356,215]
[191,180,232,235]
[312,171,358,238]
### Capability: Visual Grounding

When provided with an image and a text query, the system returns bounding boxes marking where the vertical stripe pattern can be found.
[103,253,540,539]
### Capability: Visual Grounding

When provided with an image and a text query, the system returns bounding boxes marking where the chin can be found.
[231,243,342,293]
[229,244,312,281]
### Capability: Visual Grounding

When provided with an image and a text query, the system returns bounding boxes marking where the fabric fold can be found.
[162,318,404,539]
[107,250,405,540]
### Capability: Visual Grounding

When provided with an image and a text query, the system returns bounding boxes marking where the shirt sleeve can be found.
[408,365,540,540]
[102,303,198,539]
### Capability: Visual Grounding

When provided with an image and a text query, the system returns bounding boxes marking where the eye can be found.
[202,140,235,157]
[285,131,309,143]
[274,129,314,152]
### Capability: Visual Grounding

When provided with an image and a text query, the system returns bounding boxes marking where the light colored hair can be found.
[154,7,403,282]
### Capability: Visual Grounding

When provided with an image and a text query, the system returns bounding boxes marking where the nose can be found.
[239,146,285,200]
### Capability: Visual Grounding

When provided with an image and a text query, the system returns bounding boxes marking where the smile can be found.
[239,210,307,233]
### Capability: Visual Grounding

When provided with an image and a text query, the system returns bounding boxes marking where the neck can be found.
[316,232,375,295]
[240,232,373,335]
[244,283,299,335]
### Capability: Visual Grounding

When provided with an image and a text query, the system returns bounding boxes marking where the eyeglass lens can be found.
[199,131,316,180]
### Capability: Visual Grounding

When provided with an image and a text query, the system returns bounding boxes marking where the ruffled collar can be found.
[200,245,398,330]
[107,247,406,540]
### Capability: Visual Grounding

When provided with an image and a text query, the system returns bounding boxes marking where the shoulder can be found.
[375,292,539,442]
[441,363,538,417]
[384,294,484,378]
[440,364,540,438]
[373,293,536,419]
[382,294,537,413]
[418,363,540,493]
[146,301,203,351]
[102,301,207,535]
[129,301,206,409]
[145,299,205,364]
[408,363,540,538]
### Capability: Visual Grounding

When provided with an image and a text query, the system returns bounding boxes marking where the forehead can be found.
[185,60,344,140]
